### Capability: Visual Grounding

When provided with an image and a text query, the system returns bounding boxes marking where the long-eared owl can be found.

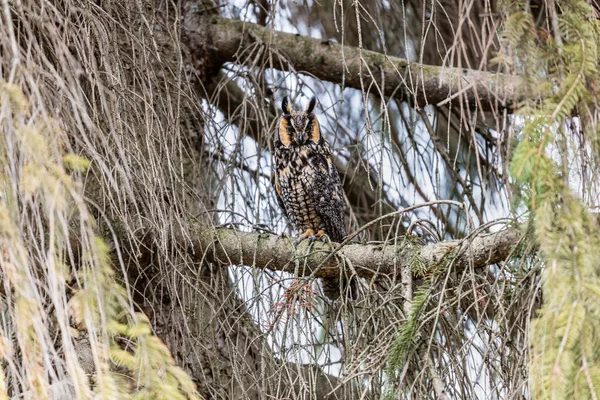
[273,95,358,300]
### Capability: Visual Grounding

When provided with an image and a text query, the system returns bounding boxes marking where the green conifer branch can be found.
[506,2,600,397]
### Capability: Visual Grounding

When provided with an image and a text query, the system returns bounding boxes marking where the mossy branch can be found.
[182,11,524,111]
[186,225,523,278]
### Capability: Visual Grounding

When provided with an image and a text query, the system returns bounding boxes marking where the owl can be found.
[273,95,358,300]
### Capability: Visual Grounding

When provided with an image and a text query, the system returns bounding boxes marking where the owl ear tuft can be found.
[306,96,317,113]
[281,96,291,114]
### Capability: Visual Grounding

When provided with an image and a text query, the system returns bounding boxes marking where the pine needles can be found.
[0,0,203,397]
[505,1,600,398]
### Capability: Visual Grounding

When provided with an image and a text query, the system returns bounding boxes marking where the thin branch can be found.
[425,352,449,400]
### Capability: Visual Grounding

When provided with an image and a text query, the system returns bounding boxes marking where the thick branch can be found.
[184,13,524,111]
[190,226,523,278]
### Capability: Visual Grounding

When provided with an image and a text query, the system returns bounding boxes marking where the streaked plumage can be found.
[273,95,357,300]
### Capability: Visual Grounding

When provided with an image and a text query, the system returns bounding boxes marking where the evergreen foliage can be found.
[504,1,600,397]
[0,83,200,398]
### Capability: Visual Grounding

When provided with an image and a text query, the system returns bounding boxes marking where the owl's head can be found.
[277,96,322,147]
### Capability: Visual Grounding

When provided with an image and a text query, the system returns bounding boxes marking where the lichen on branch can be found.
[182,13,524,111]
[187,225,523,279]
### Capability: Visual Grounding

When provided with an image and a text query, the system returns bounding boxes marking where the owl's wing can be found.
[273,171,288,218]
[310,153,347,242]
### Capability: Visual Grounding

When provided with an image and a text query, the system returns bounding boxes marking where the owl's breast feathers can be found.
[274,142,346,242]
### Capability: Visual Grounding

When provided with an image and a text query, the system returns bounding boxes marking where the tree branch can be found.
[183,12,524,111]
[189,225,524,279]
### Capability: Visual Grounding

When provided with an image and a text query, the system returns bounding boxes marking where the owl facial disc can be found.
[278,95,320,146]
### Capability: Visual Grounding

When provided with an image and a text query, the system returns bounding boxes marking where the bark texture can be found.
[189,225,524,279]
[183,14,524,111]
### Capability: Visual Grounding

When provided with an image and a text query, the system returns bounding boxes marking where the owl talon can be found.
[313,229,330,243]
[294,228,316,246]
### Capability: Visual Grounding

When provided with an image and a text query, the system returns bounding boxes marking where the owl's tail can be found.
[321,275,359,301]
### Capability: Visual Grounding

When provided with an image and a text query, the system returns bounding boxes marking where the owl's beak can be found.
[295,132,307,145]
